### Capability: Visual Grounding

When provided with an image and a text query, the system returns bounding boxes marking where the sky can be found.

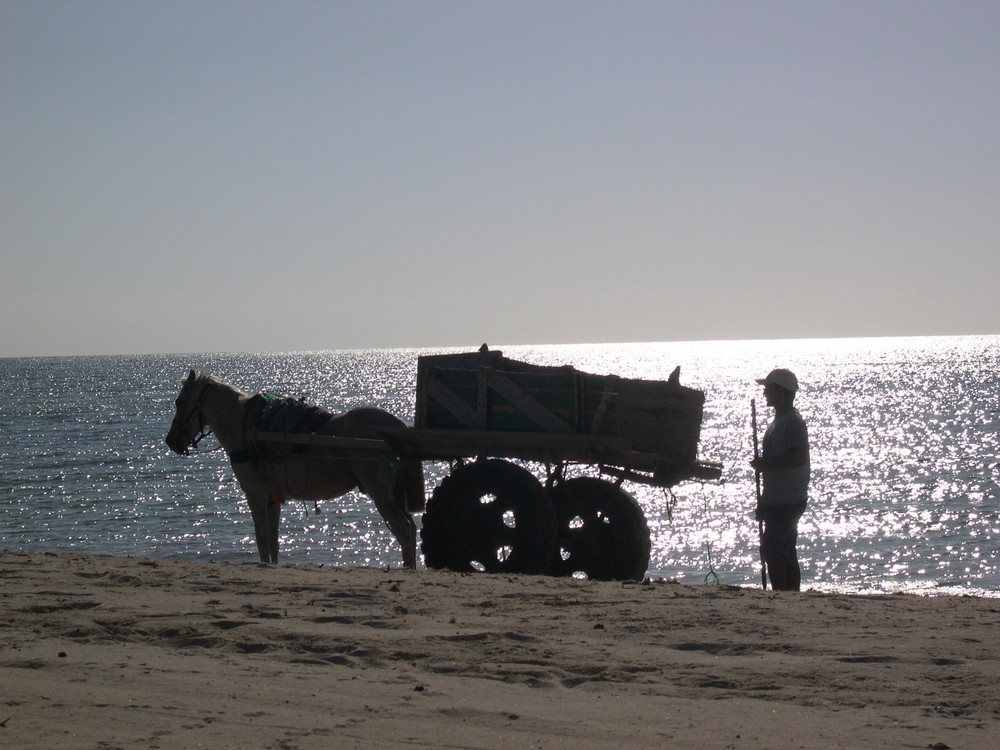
[3,1,998,357]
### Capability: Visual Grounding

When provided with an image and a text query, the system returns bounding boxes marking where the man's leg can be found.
[763,555,789,590]
[787,549,801,591]
[761,502,805,591]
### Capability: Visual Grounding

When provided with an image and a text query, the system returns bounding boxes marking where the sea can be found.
[2,336,998,596]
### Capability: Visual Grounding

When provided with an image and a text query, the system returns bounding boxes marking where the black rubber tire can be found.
[547,478,651,581]
[421,460,557,574]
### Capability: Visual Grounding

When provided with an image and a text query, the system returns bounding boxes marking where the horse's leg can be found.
[381,495,417,569]
[357,468,417,569]
[267,500,281,563]
[246,492,277,564]
[391,510,418,569]
[401,459,426,513]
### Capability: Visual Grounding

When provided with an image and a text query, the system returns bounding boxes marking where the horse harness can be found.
[228,393,343,507]
[228,393,332,463]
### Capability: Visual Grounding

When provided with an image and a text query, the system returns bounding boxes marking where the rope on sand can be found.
[701,487,722,585]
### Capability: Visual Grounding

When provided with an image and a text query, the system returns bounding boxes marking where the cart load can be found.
[381,347,722,581]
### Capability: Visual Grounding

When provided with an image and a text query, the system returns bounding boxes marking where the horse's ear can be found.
[187,369,197,383]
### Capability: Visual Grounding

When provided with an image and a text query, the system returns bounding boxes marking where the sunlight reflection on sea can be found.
[1,336,997,596]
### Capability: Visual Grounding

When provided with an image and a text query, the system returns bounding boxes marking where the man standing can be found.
[750,369,810,591]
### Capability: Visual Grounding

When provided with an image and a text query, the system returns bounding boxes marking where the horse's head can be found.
[166,370,211,455]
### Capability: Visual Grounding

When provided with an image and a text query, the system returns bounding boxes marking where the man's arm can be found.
[750,444,808,472]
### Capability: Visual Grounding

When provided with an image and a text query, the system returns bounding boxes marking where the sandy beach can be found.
[2,551,998,749]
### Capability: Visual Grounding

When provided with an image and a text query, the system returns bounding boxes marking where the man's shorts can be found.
[759,500,807,558]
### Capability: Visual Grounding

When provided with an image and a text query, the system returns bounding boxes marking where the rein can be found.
[188,425,222,454]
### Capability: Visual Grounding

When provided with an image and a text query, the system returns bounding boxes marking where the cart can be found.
[376,347,722,581]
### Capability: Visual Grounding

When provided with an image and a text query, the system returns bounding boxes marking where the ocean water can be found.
[1,336,997,596]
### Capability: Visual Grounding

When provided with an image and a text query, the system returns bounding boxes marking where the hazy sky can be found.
[3,1,998,357]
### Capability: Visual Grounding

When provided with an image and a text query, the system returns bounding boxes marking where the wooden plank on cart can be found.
[425,376,483,429]
[419,360,585,434]
[483,370,575,434]
[250,430,392,454]
[379,427,633,465]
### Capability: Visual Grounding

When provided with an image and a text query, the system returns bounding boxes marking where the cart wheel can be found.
[421,459,556,575]
[547,478,651,581]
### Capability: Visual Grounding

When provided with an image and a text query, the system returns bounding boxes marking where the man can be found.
[750,368,810,591]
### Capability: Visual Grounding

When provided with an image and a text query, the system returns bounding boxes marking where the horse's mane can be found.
[184,371,223,387]
[187,371,252,397]
[184,371,332,434]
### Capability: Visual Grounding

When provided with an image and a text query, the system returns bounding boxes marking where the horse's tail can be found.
[400,458,426,514]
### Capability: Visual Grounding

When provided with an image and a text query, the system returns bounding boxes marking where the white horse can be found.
[166,371,424,567]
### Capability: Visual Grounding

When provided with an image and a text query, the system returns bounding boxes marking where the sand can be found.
[2,550,998,749]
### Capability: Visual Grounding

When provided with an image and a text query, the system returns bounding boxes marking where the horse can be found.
[165,370,424,567]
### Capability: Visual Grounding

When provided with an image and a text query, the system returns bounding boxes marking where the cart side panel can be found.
[415,351,504,429]
[616,378,705,464]
[414,351,705,464]
[421,367,584,433]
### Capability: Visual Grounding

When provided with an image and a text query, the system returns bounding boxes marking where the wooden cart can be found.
[376,347,722,581]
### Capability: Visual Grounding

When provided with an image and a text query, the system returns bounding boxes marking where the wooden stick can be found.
[752,399,767,590]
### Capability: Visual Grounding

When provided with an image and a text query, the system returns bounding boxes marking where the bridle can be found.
[174,379,218,454]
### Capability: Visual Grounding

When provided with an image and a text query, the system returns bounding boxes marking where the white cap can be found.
[756,368,799,393]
